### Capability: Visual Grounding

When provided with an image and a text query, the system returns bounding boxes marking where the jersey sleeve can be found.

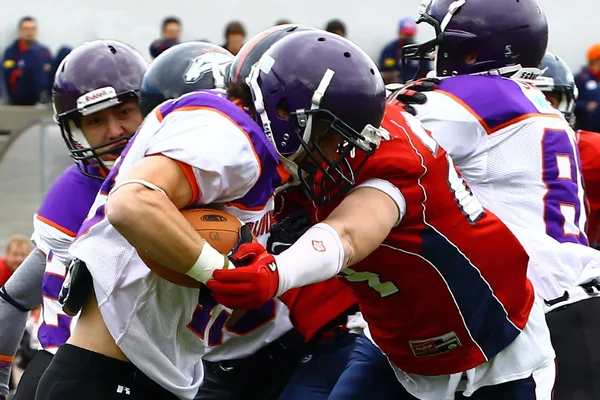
[352,178,407,226]
[348,106,452,226]
[143,108,261,206]
[31,215,74,265]
[414,91,488,182]
[415,91,486,160]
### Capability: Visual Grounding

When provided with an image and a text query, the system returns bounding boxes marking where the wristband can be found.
[185,242,231,283]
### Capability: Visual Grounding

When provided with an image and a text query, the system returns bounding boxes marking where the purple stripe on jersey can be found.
[436,75,539,132]
[160,90,282,208]
[421,225,521,359]
[38,314,73,349]
[37,165,103,235]
[0,360,11,368]
[77,204,106,238]
[225,300,276,334]
[42,273,64,300]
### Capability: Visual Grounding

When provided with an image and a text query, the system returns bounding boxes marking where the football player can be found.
[34,36,298,400]
[140,39,307,400]
[228,26,363,400]
[1,41,240,400]
[397,0,600,396]
[534,51,600,248]
[207,30,556,399]
[0,40,147,400]
[531,51,600,399]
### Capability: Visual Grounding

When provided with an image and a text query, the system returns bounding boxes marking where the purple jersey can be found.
[31,164,102,353]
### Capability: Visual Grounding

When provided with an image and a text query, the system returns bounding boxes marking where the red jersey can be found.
[275,190,358,341]
[577,130,600,246]
[314,103,535,376]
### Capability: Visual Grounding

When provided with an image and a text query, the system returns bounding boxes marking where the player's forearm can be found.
[106,185,205,274]
[275,187,399,295]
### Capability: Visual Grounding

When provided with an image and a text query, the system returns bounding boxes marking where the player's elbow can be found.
[106,185,156,232]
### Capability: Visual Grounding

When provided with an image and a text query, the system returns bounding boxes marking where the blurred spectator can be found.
[325,19,346,37]
[149,17,182,59]
[2,17,52,105]
[51,45,73,83]
[378,17,427,84]
[275,19,293,26]
[0,235,31,287]
[575,43,600,132]
[222,21,246,56]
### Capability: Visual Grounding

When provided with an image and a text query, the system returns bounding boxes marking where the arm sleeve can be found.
[0,248,46,398]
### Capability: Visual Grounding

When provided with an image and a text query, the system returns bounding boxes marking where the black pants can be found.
[13,350,53,400]
[546,296,600,400]
[35,344,179,400]
[195,329,306,400]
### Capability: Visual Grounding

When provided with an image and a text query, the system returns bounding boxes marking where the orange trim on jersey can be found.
[167,106,263,177]
[434,89,564,134]
[42,293,59,302]
[174,160,201,206]
[277,164,291,185]
[45,271,65,279]
[0,355,14,363]
[35,214,77,237]
[490,113,564,134]
[155,107,164,122]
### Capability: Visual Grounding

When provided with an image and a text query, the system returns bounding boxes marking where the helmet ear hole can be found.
[464,50,478,65]
[276,99,290,120]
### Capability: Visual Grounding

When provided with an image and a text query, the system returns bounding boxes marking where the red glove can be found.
[206,243,280,310]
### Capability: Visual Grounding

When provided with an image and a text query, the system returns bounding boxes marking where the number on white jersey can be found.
[541,129,587,244]
[187,295,277,345]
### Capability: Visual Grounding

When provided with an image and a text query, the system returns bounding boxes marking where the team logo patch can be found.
[312,240,326,252]
[183,52,232,84]
[409,332,461,357]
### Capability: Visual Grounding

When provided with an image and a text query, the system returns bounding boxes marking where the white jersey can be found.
[69,91,292,400]
[31,164,103,354]
[412,75,600,300]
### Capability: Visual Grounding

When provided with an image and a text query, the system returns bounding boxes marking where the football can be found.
[139,208,243,288]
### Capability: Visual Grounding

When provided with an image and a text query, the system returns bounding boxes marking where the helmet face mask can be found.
[52,40,148,178]
[245,31,388,204]
[57,92,141,174]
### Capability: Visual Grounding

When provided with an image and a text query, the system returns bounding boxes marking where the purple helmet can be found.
[246,30,387,203]
[403,0,548,80]
[229,24,319,86]
[53,40,148,177]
